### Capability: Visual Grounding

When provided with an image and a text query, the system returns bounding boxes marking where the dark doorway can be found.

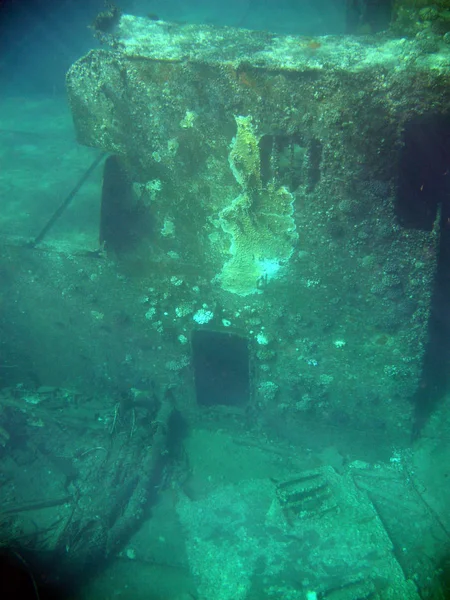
[100,155,153,254]
[192,330,250,407]
[396,116,450,230]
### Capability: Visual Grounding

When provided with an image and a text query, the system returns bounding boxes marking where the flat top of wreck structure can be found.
[116,14,450,72]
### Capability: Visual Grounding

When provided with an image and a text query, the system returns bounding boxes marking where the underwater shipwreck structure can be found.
[2,4,450,598]
[63,12,450,436]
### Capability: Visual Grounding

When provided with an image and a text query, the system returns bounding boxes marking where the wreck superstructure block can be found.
[65,15,450,436]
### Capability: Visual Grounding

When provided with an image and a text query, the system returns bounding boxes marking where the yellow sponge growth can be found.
[219,116,298,296]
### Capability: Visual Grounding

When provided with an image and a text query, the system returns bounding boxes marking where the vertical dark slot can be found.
[398,116,450,437]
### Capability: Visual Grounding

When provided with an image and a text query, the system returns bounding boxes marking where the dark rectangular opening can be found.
[100,155,154,254]
[192,330,250,407]
[396,115,450,230]
[259,133,306,191]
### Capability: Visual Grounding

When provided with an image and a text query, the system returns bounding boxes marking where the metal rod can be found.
[28,152,106,248]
